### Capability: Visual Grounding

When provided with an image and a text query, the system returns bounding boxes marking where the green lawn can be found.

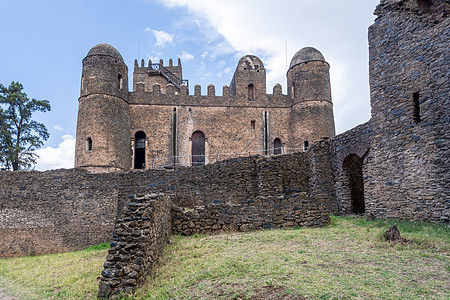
[0,216,448,299]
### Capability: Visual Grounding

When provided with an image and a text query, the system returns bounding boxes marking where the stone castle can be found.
[75,45,335,171]
[0,0,448,296]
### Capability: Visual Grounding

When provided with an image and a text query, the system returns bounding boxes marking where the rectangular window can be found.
[413,92,421,123]
[304,140,309,151]
[251,120,255,130]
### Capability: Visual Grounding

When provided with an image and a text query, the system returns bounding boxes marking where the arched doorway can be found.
[191,131,205,166]
[134,131,146,169]
[273,138,282,155]
[342,154,365,213]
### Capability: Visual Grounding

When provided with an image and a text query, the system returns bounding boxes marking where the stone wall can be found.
[0,169,119,258]
[330,122,373,215]
[0,145,331,258]
[98,194,172,298]
[364,0,449,222]
[172,193,329,236]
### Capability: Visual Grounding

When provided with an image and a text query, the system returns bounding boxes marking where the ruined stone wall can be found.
[364,0,449,222]
[330,122,373,215]
[172,193,329,236]
[0,169,119,258]
[98,194,172,298]
[1,147,329,258]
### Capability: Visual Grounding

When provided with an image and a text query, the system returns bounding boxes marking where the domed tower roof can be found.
[86,43,124,62]
[289,47,325,69]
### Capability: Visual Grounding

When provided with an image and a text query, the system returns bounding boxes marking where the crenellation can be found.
[207,84,215,96]
[152,83,161,95]
[166,83,175,96]
[222,85,230,96]
[273,83,282,95]
[194,84,201,96]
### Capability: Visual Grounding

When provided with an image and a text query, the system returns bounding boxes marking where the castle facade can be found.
[75,46,335,171]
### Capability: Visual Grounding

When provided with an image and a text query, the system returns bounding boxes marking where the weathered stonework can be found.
[98,194,172,298]
[331,0,449,223]
[75,44,335,171]
[0,2,448,297]
[172,194,329,236]
[0,144,332,259]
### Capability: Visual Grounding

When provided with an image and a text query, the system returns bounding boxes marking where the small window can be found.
[118,74,123,90]
[86,137,92,151]
[251,120,256,130]
[274,138,282,155]
[413,92,421,123]
[248,84,255,101]
[291,82,295,98]
[304,140,309,151]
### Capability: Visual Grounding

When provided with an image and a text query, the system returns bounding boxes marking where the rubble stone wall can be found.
[98,194,172,298]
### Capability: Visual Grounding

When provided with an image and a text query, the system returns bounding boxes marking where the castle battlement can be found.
[76,44,336,171]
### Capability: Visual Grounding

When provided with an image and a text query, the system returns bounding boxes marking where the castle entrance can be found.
[134,131,146,169]
[342,154,365,214]
[191,131,205,166]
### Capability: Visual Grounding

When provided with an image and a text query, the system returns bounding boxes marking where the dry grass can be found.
[0,217,448,299]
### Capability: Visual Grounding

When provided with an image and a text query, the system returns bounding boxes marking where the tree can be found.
[0,82,51,171]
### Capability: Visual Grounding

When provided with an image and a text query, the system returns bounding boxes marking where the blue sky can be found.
[0,0,380,170]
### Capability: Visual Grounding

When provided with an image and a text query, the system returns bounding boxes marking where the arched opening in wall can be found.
[274,138,282,155]
[134,131,146,169]
[291,82,295,98]
[342,154,365,214]
[248,84,255,101]
[191,131,205,166]
[118,74,123,90]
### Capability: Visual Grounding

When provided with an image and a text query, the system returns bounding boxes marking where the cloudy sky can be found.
[0,0,380,170]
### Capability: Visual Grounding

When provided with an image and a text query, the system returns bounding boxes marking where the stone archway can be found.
[342,154,365,214]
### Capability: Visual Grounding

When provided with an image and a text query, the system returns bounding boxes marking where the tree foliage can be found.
[0,82,51,170]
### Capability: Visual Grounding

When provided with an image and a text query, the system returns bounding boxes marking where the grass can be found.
[0,217,448,299]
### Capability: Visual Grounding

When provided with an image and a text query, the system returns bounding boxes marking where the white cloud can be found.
[180,50,194,62]
[53,125,66,132]
[156,0,378,133]
[145,27,174,47]
[35,134,75,171]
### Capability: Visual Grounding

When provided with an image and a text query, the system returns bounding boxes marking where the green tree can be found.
[0,82,51,171]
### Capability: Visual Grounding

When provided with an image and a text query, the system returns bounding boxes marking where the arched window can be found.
[248,84,255,101]
[118,74,123,90]
[191,131,205,166]
[291,82,295,98]
[342,154,365,214]
[274,138,282,155]
[86,137,92,151]
[134,131,146,169]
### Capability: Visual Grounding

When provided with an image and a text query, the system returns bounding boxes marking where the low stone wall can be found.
[0,169,119,258]
[172,193,330,235]
[98,194,172,298]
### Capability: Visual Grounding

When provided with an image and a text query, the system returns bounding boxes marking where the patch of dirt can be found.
[185,281,306,299]
[0,278,20,300]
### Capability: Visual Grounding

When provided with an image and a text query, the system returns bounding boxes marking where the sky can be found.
[0,0,380,170]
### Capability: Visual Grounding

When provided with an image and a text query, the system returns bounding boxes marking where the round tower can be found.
[75,43,131,172]
[287,47,335,150]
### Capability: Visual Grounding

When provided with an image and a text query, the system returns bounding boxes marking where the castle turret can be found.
[287,47,335,150]
[229,55,266,100]
[75,43,131,172]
